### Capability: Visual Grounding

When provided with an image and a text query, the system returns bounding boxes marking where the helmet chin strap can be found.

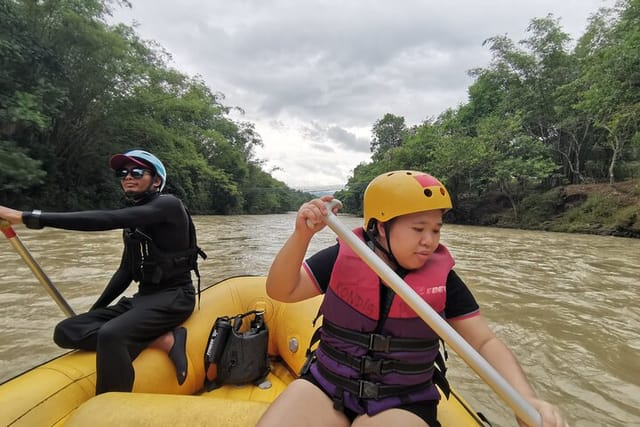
[365,222,401,270]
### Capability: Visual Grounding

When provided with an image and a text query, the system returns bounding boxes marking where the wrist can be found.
[291,228,315,244]
[22,209,44,229]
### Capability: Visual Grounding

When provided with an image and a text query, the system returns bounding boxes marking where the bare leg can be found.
[257,379,350,427]
[149,331,173,352]
[353,408,429,427]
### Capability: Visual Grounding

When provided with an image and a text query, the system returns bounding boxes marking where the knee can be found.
[53,320,74,348]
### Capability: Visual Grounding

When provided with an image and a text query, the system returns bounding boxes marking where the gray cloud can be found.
[300,123,369,153]
[110,0,611,187]
[327,126,370,153]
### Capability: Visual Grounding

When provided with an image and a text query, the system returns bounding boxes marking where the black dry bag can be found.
[204,310,270,391]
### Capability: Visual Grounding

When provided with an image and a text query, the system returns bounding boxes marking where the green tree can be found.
[475,16,579,185]
[574,0,640,183]
[0,141,46,195]
[1,0,298,214]
[370,113,408,162]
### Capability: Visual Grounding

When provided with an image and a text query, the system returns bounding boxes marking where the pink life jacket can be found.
[309,228,455,416]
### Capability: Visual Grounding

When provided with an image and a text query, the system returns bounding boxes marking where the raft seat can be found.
[0,351,97,427]
[64,360,297,426]
[64,277,320,426]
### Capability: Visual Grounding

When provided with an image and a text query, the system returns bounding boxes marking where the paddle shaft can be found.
[1,220,75,318]
[319,200,541,427]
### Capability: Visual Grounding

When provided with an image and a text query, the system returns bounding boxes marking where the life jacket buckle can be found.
[358,380,379,399]
[360,356,383,375]
[368,333,391,352]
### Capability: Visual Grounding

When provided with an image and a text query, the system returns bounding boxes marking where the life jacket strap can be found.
[323,320,438,352]
[316,362,432,400]
[433,342,451,399]
[319,341,435,375]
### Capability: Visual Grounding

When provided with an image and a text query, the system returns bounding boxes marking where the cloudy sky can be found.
[110,0,611,191]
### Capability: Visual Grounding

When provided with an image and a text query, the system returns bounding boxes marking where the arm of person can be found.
[1,195,182,232]
[90,250,133,309]
[90,267,131,309]
[1,205,133,308]
[449,315,568,427]
[265,195,336,303]
[0,206,23,225]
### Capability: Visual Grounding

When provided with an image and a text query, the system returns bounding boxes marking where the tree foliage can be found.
[3,0,639,219]
[338,0,639,219]
[0,0,310,213]
[370,113,409,162]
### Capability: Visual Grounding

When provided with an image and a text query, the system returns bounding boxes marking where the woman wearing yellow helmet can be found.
[362,170,452,271]
[259,170,567,427]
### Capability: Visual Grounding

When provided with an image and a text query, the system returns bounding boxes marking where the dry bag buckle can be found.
[368,333,391,352]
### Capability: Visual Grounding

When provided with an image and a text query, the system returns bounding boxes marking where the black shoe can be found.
[169,326,188,385]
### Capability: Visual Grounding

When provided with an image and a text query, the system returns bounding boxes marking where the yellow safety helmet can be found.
[363,170,452,230]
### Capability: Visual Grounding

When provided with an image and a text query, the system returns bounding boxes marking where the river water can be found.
[1,213,638,426]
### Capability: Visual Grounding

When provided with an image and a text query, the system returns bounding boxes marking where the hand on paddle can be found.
[297,195,339,235]
[265,196,340,303]
[519,397,569,427]
[0,206,23,225]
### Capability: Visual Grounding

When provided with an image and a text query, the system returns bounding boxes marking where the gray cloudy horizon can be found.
[110,0,611,190]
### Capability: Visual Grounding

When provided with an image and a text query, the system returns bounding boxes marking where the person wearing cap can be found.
[0,149,204,394]
[258,170,567,427]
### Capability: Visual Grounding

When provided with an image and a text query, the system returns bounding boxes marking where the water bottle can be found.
[206,317,232,363]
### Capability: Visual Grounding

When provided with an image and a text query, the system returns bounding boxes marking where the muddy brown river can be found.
[1,214,638,426]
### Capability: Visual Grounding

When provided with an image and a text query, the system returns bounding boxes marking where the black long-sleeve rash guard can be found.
[22,194,192,308]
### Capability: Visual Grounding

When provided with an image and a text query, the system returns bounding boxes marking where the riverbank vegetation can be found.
[335,0,640,237]
[1,0,639,235]
[0,0,311,214]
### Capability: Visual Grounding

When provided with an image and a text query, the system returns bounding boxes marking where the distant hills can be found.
[302,187,342,197]
[309,190,337,197]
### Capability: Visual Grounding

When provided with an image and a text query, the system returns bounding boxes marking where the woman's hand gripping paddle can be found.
[1,219,75,317]
[316,200,542,427]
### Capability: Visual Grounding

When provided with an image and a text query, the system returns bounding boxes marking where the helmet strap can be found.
[382,222,400,267]
[365,222,400,269]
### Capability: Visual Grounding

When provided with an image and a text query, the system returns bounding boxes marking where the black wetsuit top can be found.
[23,193,193,308]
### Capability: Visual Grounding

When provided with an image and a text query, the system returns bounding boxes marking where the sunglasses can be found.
[115,167,153,179]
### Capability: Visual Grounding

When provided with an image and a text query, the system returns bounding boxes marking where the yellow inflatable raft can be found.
[0,276,487,426]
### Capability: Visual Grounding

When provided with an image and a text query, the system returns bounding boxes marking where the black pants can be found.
[53,285,195,394]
